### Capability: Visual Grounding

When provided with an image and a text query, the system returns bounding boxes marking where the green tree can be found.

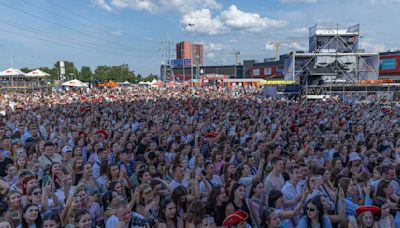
[77,66,93,82]
[20,67,34,73]
[51,61,78,81]
[94,64,138,83]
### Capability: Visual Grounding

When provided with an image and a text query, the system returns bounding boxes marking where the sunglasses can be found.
[306,207,316,212]
[32,191,42,196]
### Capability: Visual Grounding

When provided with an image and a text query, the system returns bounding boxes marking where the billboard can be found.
[171,59,191,66]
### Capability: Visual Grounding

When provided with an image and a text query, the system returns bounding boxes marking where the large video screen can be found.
[380,58,397,70]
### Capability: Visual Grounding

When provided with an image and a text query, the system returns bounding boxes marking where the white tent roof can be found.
[0,68,26,76]
[25,69,50,77]
[138,81,151,85]
[62,79,88,87]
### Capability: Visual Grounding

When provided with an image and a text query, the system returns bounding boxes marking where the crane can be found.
[267,41,287,61]
[224,51,241,78]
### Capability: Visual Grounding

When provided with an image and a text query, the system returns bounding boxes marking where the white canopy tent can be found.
[0,68,26,76]
[25,69,50,77]
[62,79,88,87]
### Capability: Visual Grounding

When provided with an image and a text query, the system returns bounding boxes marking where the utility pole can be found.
[224,51,240,78]
[268,41,287,61]
[161,40,173,81]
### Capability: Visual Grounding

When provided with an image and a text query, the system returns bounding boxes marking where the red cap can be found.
[223,210,248,226]
[205,132,218,138]
[97,130,109,140]
[356,206,380,217]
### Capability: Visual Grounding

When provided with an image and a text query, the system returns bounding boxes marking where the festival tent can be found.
[166,81,181,87]
[98,80,118,87]
[62,79,88,87]
[138,81,151,85]
[119,81,131,86]
[151,81,165,87]
[0,68,26,76]
[25,69,50,77]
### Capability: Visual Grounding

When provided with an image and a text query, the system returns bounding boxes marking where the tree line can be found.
[20,61,158,83]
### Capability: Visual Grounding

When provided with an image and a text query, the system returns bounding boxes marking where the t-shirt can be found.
[297,215,332,228]
[169,179,189,189]
[38,153,63,169]
[264,173,285,195]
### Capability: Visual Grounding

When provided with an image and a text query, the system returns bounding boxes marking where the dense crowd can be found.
[0,86,399,228]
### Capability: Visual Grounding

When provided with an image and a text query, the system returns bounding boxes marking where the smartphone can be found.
[201,170,207,176]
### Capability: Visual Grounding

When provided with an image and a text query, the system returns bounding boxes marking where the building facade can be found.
[176,41,204,65]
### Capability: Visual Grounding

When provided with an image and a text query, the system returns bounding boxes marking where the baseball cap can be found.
[62,146,72,153]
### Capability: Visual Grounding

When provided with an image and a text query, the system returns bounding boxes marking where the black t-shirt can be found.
[0,157,13,177]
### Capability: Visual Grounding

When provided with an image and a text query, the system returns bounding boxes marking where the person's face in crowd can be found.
[17,157,27,168]
[383,168,396,181]
[43,219,60,228]
[77,214,92,228]
[110,165,119,178]
[217,187,227,202]
[380,203,390,217]
[114,182,123,194]
[164,202,177,220]
[206,163,215,176]
[322,170,330,183]
[6,165,17,177]
[234,185,245,201]
[215,154,223,162]
[0,221,12,228]
[200,217,217,228]
[77,190,88,204]
[44,145,54,156]
[142,186,154,201]
[1,139,11,150]
[241,164,251,177]
[383,183,394,197]
[29,188,42,204]
[267,211,281,228]
[196,156,204,164]
[174,167,184,181]
[26,179,38,192]
[348,181,358,196]
[309,176,321,190]
[274,160,285,173]
[292,168,302,183]
[373,168,381,180]
[306,202,319,220]
[83,164,93,177]
[140,172,152,183]
[51,163,62,176]
[301,166,309,179]
[149,142,157,151]
[23,205,39,223]
[5,130,12,138]
[112,143,120,153]
[254,183,265,197]
[73,147,82,157]
[361,211,374,227]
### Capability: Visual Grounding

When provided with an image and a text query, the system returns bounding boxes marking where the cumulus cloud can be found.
[206,42,231,51]
[92,0,113,11]
[181,5,287,35]
[181,9,225,35]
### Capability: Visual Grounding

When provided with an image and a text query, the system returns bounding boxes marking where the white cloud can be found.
[221,5,287,32]
[287,41,307,51]
[181,9,225,35]
[181,5,287,35]
[294,27,308,33]
[206,42,230,51]
[92,0,113,11]
[106,0,221,14]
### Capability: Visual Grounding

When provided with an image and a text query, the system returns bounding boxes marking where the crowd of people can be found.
[0,86,399,228]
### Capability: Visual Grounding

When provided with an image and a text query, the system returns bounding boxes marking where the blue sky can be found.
[0,0,399,76]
